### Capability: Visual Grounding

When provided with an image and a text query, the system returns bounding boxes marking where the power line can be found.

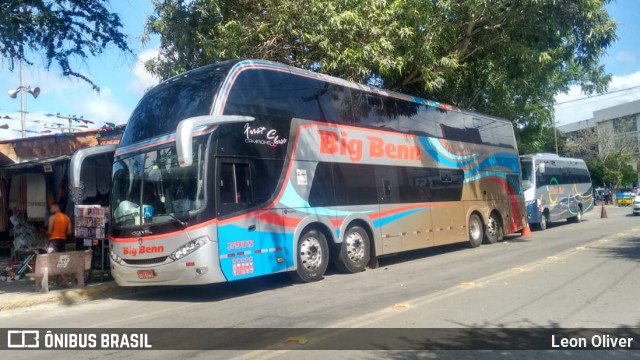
[554,85,640,107]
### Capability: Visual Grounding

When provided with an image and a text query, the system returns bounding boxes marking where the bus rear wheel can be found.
[291,230,329,283]
[468,214,483,248]
[334,225,370,274]
[568,207,583,223]
[484,213,503,244]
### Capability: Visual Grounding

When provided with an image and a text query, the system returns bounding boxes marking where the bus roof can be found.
[158,59,511,124]
[519,153,586,163]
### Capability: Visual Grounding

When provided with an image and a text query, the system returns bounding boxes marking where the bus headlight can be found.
[110,250,124,265]
[169,236,210,261]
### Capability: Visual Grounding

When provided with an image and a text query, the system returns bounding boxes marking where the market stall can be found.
[69,144,117,280]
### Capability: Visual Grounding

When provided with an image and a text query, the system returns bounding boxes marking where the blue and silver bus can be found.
[520,153,594,230]
[108,59,527,286]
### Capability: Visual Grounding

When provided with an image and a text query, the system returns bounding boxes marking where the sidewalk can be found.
[0,271,126,311]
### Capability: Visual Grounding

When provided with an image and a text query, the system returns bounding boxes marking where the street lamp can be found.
[554,121,559,155]
[8,85,40,139]
[7,54,40,138]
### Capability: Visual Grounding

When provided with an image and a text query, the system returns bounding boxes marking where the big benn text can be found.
[318,130,420,162]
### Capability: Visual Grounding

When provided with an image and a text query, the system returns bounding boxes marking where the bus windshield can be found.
[111,140,206,227]
[119,64,229,146]
[520,159,533,190]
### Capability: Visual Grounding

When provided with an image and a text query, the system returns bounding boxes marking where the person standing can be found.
[47,203,71,253]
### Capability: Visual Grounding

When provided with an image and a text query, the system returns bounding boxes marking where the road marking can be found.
[232,227,640,359]
[392,303,411,309]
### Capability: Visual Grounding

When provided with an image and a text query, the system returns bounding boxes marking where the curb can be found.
[0,282,144,311]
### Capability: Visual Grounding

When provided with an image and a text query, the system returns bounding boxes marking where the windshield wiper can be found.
[167,213,188,228]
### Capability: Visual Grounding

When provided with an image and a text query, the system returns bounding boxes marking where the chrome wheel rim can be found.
[300,236,323,271]
[470,218,481,241]
[345,231,365,263]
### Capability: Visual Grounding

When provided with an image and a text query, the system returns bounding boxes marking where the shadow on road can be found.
[597,236,640,262]
[111,272,297,304]
[112,232,535,304]
[345,320,640,354]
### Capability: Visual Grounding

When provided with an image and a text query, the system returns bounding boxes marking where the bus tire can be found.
[334,225,370,274]
[568,206,583,223]
[484,213,503,244]
[468,214,483,248]
[536,212,548,231]
[290,229,329,283]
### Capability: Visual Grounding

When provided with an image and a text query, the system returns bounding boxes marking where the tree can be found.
[1,0,131,91]
[143,0,616,150]
[564,121,637,189]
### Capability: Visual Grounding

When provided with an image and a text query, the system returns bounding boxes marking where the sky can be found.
[1,0,640,140]
[552,0,640,127]
[0,1,160,140]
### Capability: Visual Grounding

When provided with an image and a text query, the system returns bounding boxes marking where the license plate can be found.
[137,269,156,279]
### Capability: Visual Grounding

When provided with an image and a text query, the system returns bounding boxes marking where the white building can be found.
[558,99,640,184]
[558,99,640,154]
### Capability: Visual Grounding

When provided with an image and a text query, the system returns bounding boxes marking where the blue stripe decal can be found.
[218,224,295,280]
[418,138,478,167]
[372,208,427,228]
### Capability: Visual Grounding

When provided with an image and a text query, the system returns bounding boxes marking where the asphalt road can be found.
[2,204,640,359]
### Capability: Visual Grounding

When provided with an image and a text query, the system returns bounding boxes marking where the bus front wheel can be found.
[468,214,483,248]
[291,230,329,283]
[334,225,370,274]
[536,212,548,231]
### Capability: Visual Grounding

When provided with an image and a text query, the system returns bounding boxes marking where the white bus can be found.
[520,153,594,230]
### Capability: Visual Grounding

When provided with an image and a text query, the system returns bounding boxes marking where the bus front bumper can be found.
[525,202,542,224]
[110,242,227,286]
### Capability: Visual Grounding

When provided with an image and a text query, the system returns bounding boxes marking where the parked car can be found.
[594,187,604,204]
[633,195,640,216]
[617,188,635,207]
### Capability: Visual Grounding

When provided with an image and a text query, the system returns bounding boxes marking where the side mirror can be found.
[176,115,254,167]
[537,162,546,174]
[69,144,118,188]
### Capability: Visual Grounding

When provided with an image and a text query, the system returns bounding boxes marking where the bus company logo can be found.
[243,123,287,147]
[7,330,40,348]
[122,245,165,257]
[318,129,421,162]
[131,228,152,237]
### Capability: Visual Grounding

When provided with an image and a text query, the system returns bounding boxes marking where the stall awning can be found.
[0,154,72,171]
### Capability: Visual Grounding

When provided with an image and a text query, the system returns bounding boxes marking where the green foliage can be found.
[0,0,131,90]
[144,0,617,151]
[564,125,637,189]
[588,152,636,189]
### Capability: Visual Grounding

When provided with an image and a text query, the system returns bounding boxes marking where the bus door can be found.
[429,168,466,246]
[543,162,564,222]
[376,166,404,254]
[216,158,264,280]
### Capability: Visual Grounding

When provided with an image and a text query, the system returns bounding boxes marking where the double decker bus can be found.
[520,153,594,230]
[109,60,527,286]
